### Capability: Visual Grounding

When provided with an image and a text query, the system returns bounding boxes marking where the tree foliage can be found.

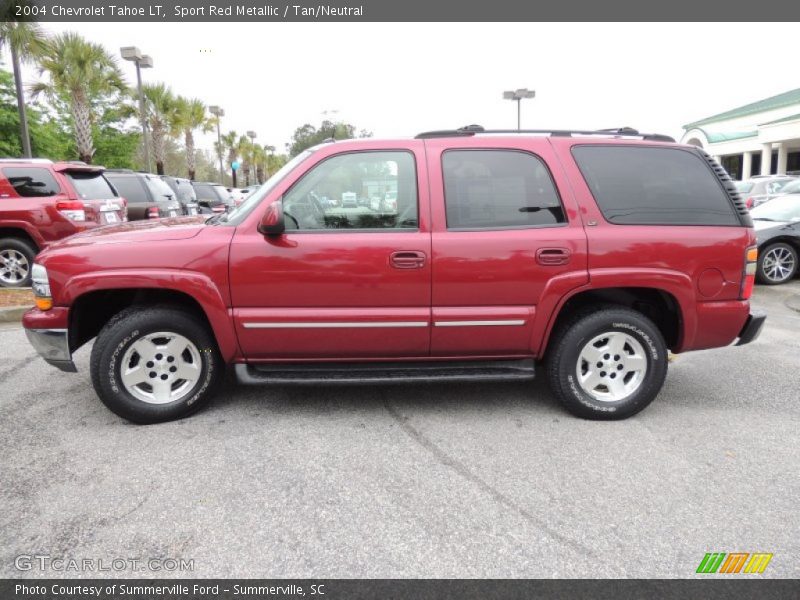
[287,120,372,157]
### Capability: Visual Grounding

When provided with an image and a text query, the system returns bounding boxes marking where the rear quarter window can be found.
[572,146,739,226]
[1,167,60,197]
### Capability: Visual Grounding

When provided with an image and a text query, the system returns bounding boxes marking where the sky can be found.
[7,22,800,155]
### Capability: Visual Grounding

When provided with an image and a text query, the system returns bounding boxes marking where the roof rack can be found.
[415,125,675,143]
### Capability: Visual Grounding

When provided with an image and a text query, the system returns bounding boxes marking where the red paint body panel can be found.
[0,162,127,249]
[24,135,757,369]
[228,140,432,359]
[424,136,589,355]
[22,306,69,330]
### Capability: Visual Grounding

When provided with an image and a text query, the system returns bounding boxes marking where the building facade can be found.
[680,88,800,180]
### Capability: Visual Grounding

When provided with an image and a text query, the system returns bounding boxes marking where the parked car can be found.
[104,170,182,220]
[734,175,796,209]
[0,159,126,287]
[751,195,800,284]
[227,187,247,206]
[192,182,234,213]
[23,126,765,424]
[161,176,200,216]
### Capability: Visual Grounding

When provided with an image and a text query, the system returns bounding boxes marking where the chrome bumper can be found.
[25,328,77,372]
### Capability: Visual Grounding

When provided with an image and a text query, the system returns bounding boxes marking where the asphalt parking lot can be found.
[1,282,799,579]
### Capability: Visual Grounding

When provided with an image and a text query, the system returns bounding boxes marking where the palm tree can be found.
[0,20,47,157]
[141,82,178,175]
[221,130,240,186]
[237,134,254,186]
[174,96,211,180]
[252,145,267,184]
[31,32,126,163]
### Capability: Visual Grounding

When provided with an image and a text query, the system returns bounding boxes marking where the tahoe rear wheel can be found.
[757,242,798,285]
[0,237,37,288]
[90,306,223,424]
[546,307,668,420]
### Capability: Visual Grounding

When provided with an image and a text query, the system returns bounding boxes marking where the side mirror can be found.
[258,202,285,236]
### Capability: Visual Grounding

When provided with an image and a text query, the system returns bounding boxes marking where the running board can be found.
[235,359,536,385]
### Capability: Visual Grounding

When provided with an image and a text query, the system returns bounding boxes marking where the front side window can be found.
[282,151,418,231]
[2,167,60,197]
[572,146,739,226]
[442,150,565,229]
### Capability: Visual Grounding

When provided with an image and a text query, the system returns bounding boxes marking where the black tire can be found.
[0,237,37,288]
[90,305,224,424]
[546,306,668,420]
[756,242,798,285]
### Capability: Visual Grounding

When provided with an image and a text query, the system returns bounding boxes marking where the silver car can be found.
[735,176,796,209]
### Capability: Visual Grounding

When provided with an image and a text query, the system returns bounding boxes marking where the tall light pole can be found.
[503,88,535,131]
[209,106,225,184]
[121,47,153,172]
[322,109,339,138]
[246,130,256,185]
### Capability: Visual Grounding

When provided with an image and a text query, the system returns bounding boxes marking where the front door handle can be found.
[536,247,571,266]
[390,250,426,269]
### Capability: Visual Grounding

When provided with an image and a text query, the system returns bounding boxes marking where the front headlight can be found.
[31,263,52,310]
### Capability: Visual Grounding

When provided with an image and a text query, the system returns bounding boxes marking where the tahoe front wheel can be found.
[90,306,223,424]
[546,307,668,420]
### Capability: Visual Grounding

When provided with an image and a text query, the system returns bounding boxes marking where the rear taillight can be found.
[746,197,754,209]
[147,206,160,219]
[56,200,86,222]
[740,246,758,300]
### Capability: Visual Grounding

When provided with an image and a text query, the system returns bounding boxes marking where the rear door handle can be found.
[536,247,571,266]
[390,250,426,269]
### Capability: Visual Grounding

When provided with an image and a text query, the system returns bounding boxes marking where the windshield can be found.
[68,172,118,200]
[735,181,754,194]
[750,196,800,222]
[218,149,315,226]
[778,179,800,194]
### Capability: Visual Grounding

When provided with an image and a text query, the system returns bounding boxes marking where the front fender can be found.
[60,269,239,362]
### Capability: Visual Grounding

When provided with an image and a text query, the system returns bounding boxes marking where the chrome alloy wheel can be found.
[576,331,648,402]
[119,332,202,404]
[0,249,29,285]
[762,246,796,283]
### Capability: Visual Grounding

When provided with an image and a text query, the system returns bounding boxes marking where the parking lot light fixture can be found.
[209,106,225,184]
[503,88,536,130]
[121,46,154,172]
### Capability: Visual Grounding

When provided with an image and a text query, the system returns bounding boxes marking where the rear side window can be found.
[144,176,175,202]
[2,167,60,197]
[107,176,147,203]
[67,172,117,200]
[572,146,739,226]
[442,150,565,229]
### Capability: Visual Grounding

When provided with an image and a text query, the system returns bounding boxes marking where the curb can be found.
[0,306,28,323]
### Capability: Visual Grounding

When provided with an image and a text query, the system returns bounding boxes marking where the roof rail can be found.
[0,157,54,164]
[415,125,675,143]
[104,168,135,173]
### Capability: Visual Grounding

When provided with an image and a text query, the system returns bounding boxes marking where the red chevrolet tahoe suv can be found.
[22,127,765,423]
[0,159,126,287]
